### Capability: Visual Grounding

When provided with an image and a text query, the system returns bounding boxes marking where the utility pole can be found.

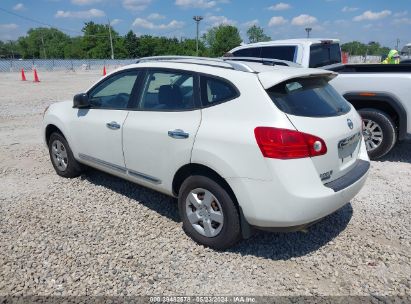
[193,16,203,56]
[107,17,114,60]
[396,38,400,50]
[41,35,47,59]
[9,40,15,59]
[305,27,312,39]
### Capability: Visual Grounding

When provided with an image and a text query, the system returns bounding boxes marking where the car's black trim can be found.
[78,153,161,184]
[344,92,408,140]
[79,153,127,174]
[324,159,370,192]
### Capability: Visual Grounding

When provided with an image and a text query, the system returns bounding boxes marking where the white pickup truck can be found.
[228,39,411,159]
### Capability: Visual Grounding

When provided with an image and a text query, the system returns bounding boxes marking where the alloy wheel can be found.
[362,119,383,151]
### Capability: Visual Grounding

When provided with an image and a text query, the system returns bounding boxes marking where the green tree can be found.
[247,25,271,43]
[64,37,86,58]
[341,41,390,56]
[0,40,20,58]
[179,38,207,56]
[203,25,242,57]
[16,27,70,58]
[81,21,126,59]
[124,30,139,58]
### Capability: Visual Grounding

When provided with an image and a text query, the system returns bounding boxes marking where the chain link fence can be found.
[0,56,384,72]
[0,59,137,72]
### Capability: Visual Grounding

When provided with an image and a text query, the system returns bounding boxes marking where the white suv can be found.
[43,56,370,249]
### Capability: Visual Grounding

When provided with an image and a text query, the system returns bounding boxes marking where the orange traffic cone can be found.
[103,66,107,76]
[33,69,40,82]
[21,68,27,81]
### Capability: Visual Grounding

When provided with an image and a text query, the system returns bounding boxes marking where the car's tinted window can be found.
[201,77,238,106]
[89,70,138,109]
[232,47,261,57]
[266,77,351,117]
[309,43,341,68]
[261,46,296,62]
[139,70,195,111]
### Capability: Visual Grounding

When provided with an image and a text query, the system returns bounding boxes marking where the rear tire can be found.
[48,132,82,178]
[178,175,241,250]
[358,108,397,159]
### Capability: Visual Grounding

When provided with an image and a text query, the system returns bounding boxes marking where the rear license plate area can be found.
[338,132,361,161]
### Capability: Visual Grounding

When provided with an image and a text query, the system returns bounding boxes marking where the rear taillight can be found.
[254,127,327,159]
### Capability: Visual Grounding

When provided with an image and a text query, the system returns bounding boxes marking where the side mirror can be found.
[73,93,90,108]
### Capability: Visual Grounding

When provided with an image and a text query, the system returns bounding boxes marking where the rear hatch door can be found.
[264,75,363,183]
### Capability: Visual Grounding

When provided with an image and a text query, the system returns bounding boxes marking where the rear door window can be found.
[266,77,351,117]
[309,43,341,68]
[261,46,296,62]
[232,47,261,57]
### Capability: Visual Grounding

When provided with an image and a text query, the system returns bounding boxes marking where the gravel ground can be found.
[0,70,410,298]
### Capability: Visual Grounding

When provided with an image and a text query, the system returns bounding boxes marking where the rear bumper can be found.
[324,159,370,192]
[226,158,370,228]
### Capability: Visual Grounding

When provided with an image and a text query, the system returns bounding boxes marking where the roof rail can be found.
[136,56,255,73]
[222,57,301,68]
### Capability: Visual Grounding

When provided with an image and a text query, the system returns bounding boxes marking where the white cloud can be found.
[175,0,216,9]
[55,8,105,18]
[71,0,102,5]
[393,17,411,25]
[12,3,25,11]
[132,18,184,30]
[175,0,230,9]
[147,13,166,20]
[243,19,259,27]
[0,23,19,40]
[291,14,317,26]
[268,16,288,26]
[268,2,291,11]
[342,6,358,13]
[394,11,408,17]
[110,19,121,25]
[334,19,349,26]
[0,23,19,30]
[353,10,391,21]
[123,0,152,11]
[205,15,236,26]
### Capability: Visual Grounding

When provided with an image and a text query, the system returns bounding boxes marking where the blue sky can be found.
[0,0,410,48]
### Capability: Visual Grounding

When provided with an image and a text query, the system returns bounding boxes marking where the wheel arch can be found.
[172,163,252,238]
[344,92,407,140]
[45,124,66,144]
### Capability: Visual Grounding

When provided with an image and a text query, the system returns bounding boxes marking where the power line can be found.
[0,6,80,34]
[0,6,119,39]
[0,6,189,41]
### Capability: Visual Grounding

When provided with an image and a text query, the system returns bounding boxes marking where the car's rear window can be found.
[261,46,296,62]
[232,46,296,62]
[309,43,341,68]
[232,47,261,57]
[266,77,351,117]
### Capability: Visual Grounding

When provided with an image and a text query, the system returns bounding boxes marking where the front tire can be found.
[178,175,241,250]
[48,132,82,178]
[358,108,397,159]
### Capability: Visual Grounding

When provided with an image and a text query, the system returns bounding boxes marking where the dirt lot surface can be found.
[0,71,410,297]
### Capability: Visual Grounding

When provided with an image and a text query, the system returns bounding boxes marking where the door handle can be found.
[168,129,189,139]
[106,121,121,130]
